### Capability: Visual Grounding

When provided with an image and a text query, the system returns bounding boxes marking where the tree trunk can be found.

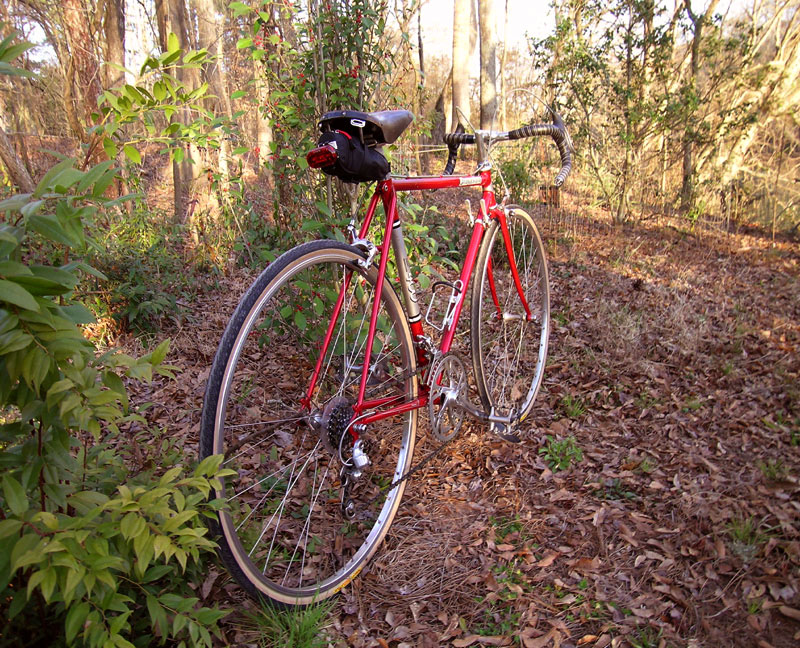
[680,0,720,212]
[478,0,498,130]
[61,0,104,141]
[102,0,126,88]
[154,0,202,223]
[0,127,35,193]
[545,0,563,108]
[498,0,508,128]
[451,0,474,127]
[417,4,425,82]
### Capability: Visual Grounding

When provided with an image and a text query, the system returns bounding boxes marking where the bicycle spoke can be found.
[201,243,416,604]
[472,209,549,422]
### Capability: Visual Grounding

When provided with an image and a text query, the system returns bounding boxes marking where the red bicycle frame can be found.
[302,168,528,432]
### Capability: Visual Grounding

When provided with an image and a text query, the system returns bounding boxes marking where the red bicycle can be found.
[200,108,572,606]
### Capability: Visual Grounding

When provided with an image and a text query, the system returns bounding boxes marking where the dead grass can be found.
[119,199,800,648]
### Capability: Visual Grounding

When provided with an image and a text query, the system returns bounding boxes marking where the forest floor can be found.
[124,198,800,648]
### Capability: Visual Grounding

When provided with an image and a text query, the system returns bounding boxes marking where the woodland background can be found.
[0,0,798,647]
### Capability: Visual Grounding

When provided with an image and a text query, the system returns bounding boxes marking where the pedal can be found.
[489,420,521,443]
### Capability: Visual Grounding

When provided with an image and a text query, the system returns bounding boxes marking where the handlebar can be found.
[442,110,573,187]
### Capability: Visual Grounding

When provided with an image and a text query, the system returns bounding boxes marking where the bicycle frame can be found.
[302,168,530,435]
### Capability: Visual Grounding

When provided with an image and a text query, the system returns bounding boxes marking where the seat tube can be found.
[390,218,422,334]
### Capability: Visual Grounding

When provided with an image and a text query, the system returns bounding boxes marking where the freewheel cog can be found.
[428,352,467,442]
[319,397,354,453]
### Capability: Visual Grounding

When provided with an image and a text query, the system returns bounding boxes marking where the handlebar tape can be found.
[443,124,467,176]
[442,112,573,187]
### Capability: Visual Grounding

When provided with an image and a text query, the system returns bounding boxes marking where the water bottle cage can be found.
[425,280,463,332]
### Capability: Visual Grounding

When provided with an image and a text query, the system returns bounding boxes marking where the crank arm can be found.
[453,397,521,443]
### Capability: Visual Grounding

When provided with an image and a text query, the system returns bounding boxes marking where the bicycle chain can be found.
[346,352,454,515]
[358,428,459,512]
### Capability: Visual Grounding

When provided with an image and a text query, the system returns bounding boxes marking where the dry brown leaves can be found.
[122,207,799,647]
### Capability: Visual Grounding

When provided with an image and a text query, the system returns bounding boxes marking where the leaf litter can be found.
[120,208,799,647]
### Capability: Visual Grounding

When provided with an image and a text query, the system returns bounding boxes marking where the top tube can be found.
[388,172,488,192]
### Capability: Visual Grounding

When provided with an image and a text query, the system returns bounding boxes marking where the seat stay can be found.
[353,188,399,415]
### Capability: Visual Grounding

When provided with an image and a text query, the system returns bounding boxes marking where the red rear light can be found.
[306,145,338,169]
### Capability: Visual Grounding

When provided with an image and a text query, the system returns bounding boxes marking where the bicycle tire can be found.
[470,206,550,424]
[200,240,417,606]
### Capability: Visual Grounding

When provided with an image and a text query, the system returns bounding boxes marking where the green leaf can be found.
[120,512,146,540]
[63,566,86,604]
[50,168,85,192]
[315,201,332,217]
[27,213,78,247]
[65,602,91,643]
[0,260,32,276]
[7,589,27,620]
[158,466,182,486]
[0,279,39,312]
[0,62,34,78]
[194,454,223,477]
[147,595,168,637]
[30,265,79,289]
[294,310,307,331]
[0,519,23,538]
[33,158,75,197]
[39,566,57,602]
[102,371,128,411]
[153,81,167,101]
[8,275,71,297]
[230,1,252,17]
[0,329,32,355]
[167,32,180,54]
[148,338,170,365]
[123,145,141,165]
[0,195,31,215]
[103,137,119,160]
[59,303,97,325]
[76,160,115,193]
[110,610,132,637]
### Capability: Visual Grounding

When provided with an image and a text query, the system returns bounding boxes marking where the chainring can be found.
[428,352,467,442]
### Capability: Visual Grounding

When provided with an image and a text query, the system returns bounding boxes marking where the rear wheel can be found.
[470,206,550,424]
[200,241,417,606]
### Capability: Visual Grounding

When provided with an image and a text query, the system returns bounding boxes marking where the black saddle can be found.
[318,109,414,147]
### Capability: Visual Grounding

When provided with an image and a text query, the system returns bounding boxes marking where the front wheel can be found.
[470,206,550,424]
[200,241,417,606]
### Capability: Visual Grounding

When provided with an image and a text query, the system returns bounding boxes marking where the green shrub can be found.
[539,435,584,471]
[0,158,233,647]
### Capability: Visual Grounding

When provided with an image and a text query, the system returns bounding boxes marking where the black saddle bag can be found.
[316,130,389,184]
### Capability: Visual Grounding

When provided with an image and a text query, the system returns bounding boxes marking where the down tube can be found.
[440,218,486,352]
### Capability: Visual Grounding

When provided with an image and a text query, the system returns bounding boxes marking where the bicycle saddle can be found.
[319,109,414,146]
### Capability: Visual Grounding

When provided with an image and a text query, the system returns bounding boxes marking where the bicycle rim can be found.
[201,241,417,606]
[471,206,550,423]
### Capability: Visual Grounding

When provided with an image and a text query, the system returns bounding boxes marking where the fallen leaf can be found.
[536,551,560,568]
[522,629,558,648]
[779,605,800,621]
[453,634,508,647]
